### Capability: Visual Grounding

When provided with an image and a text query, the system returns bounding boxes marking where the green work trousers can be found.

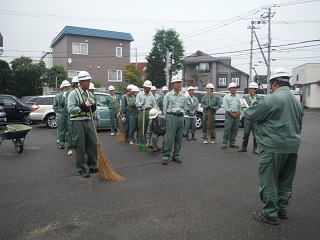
[162,114,184,160]
[222,114,240,146]
[138,109,150,143]
[71,120,97,172]
[150,133,165,152]
[242,118,257,141]
[58,113,68,147]
[202,111,216,140]
[184,117,196,137]
[109,108,119,133]
[129,115,138,142]
[67,117,74,151]
[258,149,298,221]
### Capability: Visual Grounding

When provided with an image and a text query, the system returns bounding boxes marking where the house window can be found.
[68,70,81,78]
[72,42,88,55]
[108,69,122,82]
[231,77,240,87]
[116,47,122,57]
[199,63,209,72]
[296,74,299,82]
[218,78,227,86]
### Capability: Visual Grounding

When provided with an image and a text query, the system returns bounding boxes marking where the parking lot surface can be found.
[1,112,320,240]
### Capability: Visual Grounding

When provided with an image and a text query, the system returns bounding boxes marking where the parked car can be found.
[94,92,117,129]
[21,96,40,106]
[29,95,56,128]
[0,94,32,125]
[0,106,7,126]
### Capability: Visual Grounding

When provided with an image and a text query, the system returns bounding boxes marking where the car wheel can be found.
[196,113,203,129]
[22,114,32,125]
[45,113,57,129]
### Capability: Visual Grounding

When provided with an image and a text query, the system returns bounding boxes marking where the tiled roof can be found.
[51,26,134,47]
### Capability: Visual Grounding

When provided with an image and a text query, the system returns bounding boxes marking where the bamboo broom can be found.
[207,95,213,141]
[88,92,126,181]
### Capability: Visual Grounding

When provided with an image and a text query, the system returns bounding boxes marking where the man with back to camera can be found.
[240,67,304,225]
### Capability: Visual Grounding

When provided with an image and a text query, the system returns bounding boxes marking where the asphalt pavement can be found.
[0,112,320,240]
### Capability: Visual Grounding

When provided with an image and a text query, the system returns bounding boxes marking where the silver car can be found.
[0,106,7,126]
[29,95,56,128]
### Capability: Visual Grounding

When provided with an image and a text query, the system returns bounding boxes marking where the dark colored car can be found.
[0,94,32,125]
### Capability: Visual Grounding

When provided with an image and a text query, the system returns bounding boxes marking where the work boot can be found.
[186,135,191,141]
[238,139,248,152]
[191,134,197,141]
[253,138,258,154]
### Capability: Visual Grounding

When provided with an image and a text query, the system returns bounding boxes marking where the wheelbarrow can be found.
[0,124,32,153]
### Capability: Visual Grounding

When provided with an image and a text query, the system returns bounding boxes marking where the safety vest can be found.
[69,88,91,118]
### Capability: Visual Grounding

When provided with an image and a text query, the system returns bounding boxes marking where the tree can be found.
[145,46,166,88]
[124,64,143,87]
[146,28,185,87]
[11,56,32,71]
[43,66,67,89]
[0,60,14,94]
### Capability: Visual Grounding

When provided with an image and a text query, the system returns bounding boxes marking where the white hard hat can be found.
[188,86,195,91]
[109,86,115,91]
[127,84,134,90]
[229,82,237,88]
[89,83,96,90]
[171,76,182,83]
[149,108,159,119]
[248,82,258,89]
[143,80,152,88]
[72,76,79,83]
[269,67,291,82]
[77,71,92,81]
[61,80,71,88]
[132,86,140,92]
[162,86,168,91]
[151,86,157,91]
[206,83,214,89]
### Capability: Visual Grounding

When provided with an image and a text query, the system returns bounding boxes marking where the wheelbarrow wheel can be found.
[15,139,23,154]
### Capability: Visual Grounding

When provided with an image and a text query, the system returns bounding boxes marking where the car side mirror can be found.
[13,102,17,107]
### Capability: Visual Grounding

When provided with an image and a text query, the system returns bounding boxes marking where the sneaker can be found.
[67,150,73,156]
[78,170,89,178]
[129,141,133,145]
[253,211,279,225]
[210,140,216,144]
[221,145,227,149]
[89,168,98,173]
[56,140,59,144]
[230,145,239,149]
[111,133,115,136]
[172,157,181,163]
[59,145,64,149]
[203,140,208,144]
[162,159,168,165]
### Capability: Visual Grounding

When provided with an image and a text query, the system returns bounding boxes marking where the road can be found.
[0,112,320,240]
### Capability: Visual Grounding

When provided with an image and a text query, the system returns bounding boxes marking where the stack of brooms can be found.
[115,98,126,143]
[88,92,125,182]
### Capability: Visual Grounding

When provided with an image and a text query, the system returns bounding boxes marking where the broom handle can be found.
[142,103,145,136]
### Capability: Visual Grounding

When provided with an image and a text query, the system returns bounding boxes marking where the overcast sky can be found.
[1,0,319,79]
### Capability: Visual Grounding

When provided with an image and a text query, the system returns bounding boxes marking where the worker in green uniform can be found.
[67,71,98,178]
[89,83,100,128]
[240,67,304,225]
[221,82,241,149]
[146,108,166,156]
[106,85,120,136]
[135,80,157,143]
[158,86,168,113]
[184,86,199,141]
[128,86,140,145]
[238,82,263,154]
[151,86,160,107]
[121,84,134,142]
[65,76,79,156]
[201,83,221,144]
[53,86,63,145]
[162,76,186,165]
[57,80,71,150]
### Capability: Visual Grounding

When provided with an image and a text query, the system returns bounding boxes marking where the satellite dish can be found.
[67,58,72,64]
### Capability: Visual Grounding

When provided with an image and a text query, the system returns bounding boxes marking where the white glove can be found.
[85,99,93,107]
[63,92,66,97]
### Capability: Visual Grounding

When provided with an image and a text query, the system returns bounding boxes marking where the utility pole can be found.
[267,7,272,94]
[135,48,138,69]
[166,49,170,88]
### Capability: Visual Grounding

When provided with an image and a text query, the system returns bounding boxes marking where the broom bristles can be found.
[207,109,213,139]
[116,116,126,143]
[97,143,126,182]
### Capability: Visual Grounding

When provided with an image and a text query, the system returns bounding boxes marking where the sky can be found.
[1,0,319,80]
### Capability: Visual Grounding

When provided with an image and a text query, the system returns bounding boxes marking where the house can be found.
[131,62,148,78]
[50,26,134,89]
[182,50,249,91]
[292,63,320,109]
